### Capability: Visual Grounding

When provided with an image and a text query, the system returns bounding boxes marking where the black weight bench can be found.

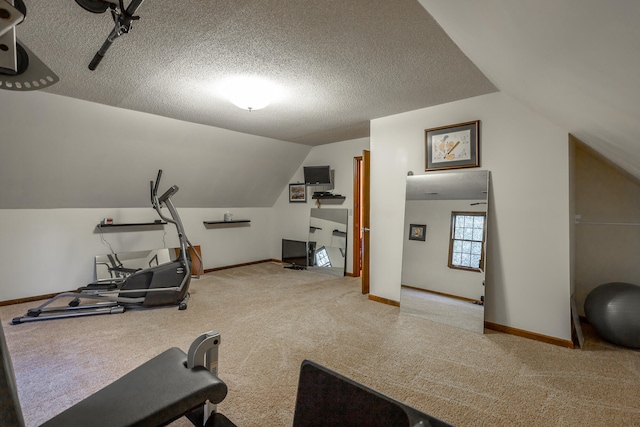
[2,325,454,427]
[293,360,454,427]
[1,325,234,427]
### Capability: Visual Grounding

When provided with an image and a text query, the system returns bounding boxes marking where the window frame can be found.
[447,211,486,273]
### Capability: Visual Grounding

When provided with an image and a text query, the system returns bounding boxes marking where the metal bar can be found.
[35,301,119,313]
[575,220,640,226]
[187,331,221,425]
[88,0,146,70]
[13,305,124,324]
[83,286,180,296]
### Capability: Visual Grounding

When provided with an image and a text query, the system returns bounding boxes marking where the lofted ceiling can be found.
[14,0,496,146]
[9,1,640,179]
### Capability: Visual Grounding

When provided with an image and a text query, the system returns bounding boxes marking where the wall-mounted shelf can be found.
[311,195,345,201]
[312,195,345,207]
[97,221,166,228]
[203,220,251,226]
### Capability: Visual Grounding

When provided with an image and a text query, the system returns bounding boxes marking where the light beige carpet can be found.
[1,262,639,427]
[400,287,485,334]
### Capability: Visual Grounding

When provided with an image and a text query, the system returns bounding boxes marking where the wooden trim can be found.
[0,292,71,306]
[203,259,275,273]
[401,286,572,348]
[0,260,278,306]
[401,285,481,304]
[368,294,400,307]
[352,156,363,278]
[6,246,205,304]
[484,321,574,348]
[361,150,370,294]
[0,264,574,351]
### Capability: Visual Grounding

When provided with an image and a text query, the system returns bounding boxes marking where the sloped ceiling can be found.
[12,0,496,146]
[420,0,640,179]
[6,1,640,186]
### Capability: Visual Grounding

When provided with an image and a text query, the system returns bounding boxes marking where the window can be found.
[448,212,486,272]
[315,246,331,267]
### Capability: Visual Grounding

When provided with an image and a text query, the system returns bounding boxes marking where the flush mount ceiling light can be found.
[222,76,280,112]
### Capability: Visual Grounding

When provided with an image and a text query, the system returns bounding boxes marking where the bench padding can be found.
[41,347,227,427]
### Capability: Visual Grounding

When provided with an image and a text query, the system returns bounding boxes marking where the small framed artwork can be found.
[289,183,306,203]
[425,120,479,171]
[408,224,426,241]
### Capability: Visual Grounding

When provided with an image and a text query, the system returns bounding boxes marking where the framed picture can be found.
[289,183,306,203]
[408,224,426,241]
[425,120,479,171]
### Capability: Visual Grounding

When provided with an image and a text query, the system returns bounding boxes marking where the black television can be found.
[282,239,308,270]
[303,166,332,185]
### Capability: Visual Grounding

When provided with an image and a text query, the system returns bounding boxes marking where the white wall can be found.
[269,138,370,274]
[1,89,573,340]
[0,90,312,301]
[370,92,572,340]
[0,207,273,301]
[0,90,368,301]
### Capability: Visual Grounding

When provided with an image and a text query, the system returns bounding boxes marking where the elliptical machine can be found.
[12,170,198,324]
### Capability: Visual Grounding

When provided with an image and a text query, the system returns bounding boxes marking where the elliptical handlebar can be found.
[150,169,176,223]
[149,169,202,277]
[154,169,162,198]
[158,185,179,205]
[151,170,179,208]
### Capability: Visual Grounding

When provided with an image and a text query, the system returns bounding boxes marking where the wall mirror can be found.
[308,208,348,277]
[400,170,490,333]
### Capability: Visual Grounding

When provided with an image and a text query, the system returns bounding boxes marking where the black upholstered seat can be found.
[40,347,227,427]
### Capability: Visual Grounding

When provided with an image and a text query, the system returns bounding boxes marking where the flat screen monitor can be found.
[293,360,453,427]
[303,166,332,185]
[282,239,308,270]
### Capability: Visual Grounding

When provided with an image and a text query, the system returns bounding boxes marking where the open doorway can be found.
[353,150,370,293]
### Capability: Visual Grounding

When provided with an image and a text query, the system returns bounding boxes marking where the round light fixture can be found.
[222,76,280,111]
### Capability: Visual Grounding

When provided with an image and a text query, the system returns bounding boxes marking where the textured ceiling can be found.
[15,0,497,146]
